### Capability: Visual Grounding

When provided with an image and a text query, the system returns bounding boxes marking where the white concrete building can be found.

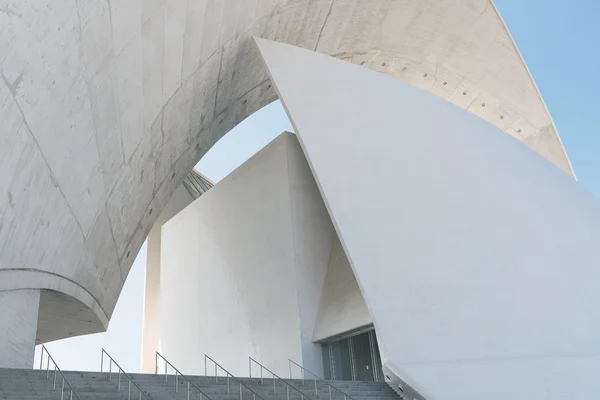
[1,0,599,399]
[143,38,600,400]
[0,0,576,367]
[152,132,379,381]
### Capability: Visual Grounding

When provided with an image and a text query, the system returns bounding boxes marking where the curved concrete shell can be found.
[0,0,574,358]
[255,37,599,400]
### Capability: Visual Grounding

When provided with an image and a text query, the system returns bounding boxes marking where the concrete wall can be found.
[141,185,195,373]
[313,236,372,343]
[160,133,335,377]
[257,38,600,400]
[0,290,40,368]
[285,132,335,377]
[0,0,575,351]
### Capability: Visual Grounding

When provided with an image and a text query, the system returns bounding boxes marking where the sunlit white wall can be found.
[35,101,292,373]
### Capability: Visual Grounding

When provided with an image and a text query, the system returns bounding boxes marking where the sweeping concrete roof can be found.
[0,0,574,341]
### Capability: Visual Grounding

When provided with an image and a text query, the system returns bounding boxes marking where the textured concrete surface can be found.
[313,235,372,343]
[256,37,600,400]
[160,133,335,377]
[0,290,39,368]
[36,289,104,344]
[0,0,575,348]
[141,184,194,373]
[0,369,401,400]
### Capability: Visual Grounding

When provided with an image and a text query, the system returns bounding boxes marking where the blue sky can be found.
[494,0,600,194]
[39,1,599,373]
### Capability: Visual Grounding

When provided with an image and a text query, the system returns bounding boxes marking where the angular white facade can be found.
[255,38,600,400]
[141,184,195,373]
[159,133,372,377]
[0,2,588,397]
[0,0,576,369]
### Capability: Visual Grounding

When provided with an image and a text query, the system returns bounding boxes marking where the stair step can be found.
[0,368,400,400]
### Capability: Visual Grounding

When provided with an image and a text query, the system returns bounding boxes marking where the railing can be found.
[288,359,357,400]
[38,345,82,400]
[100,348,150,400]
[204,354,266,400]
[156,352,213,400]
[248,357,316,400]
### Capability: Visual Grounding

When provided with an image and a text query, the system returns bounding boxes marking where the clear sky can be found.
[494,0,600,194]
[38,0,600,373]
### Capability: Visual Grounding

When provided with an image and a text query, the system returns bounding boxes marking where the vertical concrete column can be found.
[141,227,161,373]
[0,289,40,368]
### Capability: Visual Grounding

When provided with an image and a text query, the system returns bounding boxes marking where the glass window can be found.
[321,329,384,382]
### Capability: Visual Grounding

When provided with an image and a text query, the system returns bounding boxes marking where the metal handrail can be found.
[248,357,316,400]
[204,354,266,400]
[155,352,213,400]
[288,359,357,400]
[38,345,82,400]
[100,348,150,400]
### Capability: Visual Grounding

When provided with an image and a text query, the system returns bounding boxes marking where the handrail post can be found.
[289,360,292,379]
[286,384,289,400]
[61,378,65,400]
[53,366,57,390]
[165,360,168,383]
[200,354,269,400]
[46,356,50,379]
[103,349,151,400]
[188,381,190,400]
[100,350,103,373]
[39,348,43,370]
[249,358,251,378]
[176,371,179,393]
[329,385,332,400]
[260,365,263,385]
[314,379,317,395]
[204,355,207,376]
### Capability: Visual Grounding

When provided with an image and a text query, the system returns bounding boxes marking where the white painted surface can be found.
[141,185,195,373]
[0,290,40,368]
[257,38,600,400]
[313,236,372,343]
[285,134,335,377]
[160,133,334,377]
[0,0,574,349]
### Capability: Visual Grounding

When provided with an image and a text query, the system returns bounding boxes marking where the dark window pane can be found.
[352,332,374,381]
[322,345,332,380]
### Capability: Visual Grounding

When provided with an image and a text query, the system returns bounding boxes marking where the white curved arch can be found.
[255,37,599,400]
[0,0,574,344]
[0,270,109,331]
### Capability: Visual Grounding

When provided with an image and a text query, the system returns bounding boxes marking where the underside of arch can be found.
[0,0,575,357]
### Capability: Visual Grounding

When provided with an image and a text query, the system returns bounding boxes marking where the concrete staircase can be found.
[0,369,400,400]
